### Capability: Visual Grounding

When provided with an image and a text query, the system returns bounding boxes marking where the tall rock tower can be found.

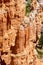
[0,0,26,65]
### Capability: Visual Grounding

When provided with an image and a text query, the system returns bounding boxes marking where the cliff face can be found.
[0,0,43,65]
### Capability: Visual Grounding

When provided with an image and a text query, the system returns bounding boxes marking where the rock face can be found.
[0,0,43,65]
[37,0,43,7]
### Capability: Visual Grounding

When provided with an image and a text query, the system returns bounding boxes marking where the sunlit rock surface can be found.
[0,0,43,65]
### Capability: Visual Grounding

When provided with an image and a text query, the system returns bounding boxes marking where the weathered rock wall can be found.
[0,0,43,65]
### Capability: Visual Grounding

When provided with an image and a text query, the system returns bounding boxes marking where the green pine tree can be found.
[35,31,43,58]
[38,34,43,46]
[26,0,32,16]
